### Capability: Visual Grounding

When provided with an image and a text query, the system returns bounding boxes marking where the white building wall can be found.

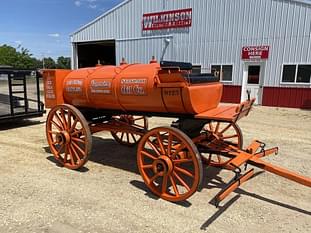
[71,0,311,87]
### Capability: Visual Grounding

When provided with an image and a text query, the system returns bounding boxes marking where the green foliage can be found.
[57,56,71,69]
[0,44,71,69]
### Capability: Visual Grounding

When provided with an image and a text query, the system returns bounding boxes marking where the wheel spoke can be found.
[60,109,68,130]
[148,173,160,184]
[173,171,190,192]
[167,133,172,155]
[169,175,179,197]
[171,143,186,159]
[71,129,83,137]
[162,175,168,193]
[173,158,193,164]
[175,166,194,178]
[126,133,130,143]
[55,112,66,130]
[70,144,81,163]
[215,122,220,133]
[72,140,85,156]
[147,140,161,156]
[67,111,72,130]
[156,132,165,154]
[141,150,157,160]
[130,133,137,143]
[56,144,65,156]
[71,137,85,144]
[222,134,238,140]
[51,120,62,131]
[142,164,153,169]
[219,123,232,134]
[70,118,78,132]
[209,122,214,132]
[63,146,68,162]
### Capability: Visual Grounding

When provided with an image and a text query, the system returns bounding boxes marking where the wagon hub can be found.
[152,156,173,176]
[56,131,71,145]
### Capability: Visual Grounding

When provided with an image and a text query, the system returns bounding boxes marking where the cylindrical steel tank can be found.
[43,62,223,115]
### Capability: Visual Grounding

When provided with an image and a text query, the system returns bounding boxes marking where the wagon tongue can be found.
[208,139,311,206]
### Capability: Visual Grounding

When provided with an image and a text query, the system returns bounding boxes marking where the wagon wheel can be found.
[111,115,148,146]
[200,121,243,167]
[46,104,92,170]
[137,127,203,202]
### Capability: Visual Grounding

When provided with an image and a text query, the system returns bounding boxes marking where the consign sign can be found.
[242,45,270,59]
[142,8,192,31]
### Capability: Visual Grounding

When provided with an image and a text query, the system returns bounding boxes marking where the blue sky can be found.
[0,0,123,59]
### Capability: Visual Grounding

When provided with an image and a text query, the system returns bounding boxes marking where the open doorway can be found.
[77,40,116,68]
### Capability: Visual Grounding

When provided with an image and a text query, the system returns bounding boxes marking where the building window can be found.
[211,65,233,82]
[282,64,311,84]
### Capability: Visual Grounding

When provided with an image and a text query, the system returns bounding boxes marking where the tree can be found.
[43,57,56,69]
[56,56,71,69]
[0,44,41,69]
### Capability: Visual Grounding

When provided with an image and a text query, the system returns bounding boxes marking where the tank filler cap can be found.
[120,57,128,65]
[149,56,157,64]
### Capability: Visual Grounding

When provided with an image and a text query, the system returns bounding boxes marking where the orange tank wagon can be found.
[42,59,310,205]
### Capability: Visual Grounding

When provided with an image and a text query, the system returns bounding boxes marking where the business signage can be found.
[142,8,192,31]
[242,45,270,59]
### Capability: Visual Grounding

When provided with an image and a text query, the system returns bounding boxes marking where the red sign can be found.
[242,45,270,59]
[142,8,192,31]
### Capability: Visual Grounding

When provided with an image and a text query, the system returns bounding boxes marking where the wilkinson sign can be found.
[142,8,192,31]
[242,45,270,59]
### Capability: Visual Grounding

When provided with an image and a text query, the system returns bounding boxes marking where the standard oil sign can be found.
[242,45,270,59]
[142,8,192,31]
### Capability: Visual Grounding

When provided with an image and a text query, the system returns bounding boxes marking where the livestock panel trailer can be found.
[0,68,44,122]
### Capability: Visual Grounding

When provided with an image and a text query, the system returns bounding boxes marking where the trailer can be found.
[0,68,44,123]
[42,59,310,205]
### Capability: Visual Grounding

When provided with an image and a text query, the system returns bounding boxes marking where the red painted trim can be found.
[221,85,241,103]
[262,87,311,109]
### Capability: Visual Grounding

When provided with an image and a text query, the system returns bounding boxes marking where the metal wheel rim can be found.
[111,115,148,146]
[46,104,92,170]
[200,121,243,166]
[137,127,203,202]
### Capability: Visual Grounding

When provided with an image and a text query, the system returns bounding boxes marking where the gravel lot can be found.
[0,106,310,233]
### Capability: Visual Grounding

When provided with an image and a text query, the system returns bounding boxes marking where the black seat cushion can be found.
[183,73,219,84]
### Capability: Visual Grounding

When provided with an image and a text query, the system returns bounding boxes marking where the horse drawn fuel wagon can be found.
[42,59,311,205]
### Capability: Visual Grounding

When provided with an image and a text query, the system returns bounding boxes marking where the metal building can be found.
[71,0,311,108]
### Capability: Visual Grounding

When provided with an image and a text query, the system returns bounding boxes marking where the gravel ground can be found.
[0,106,310,233]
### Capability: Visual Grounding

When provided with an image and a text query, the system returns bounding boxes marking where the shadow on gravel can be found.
[0,119,43,130]
[90,136,139,174]
[130,180,192,207]
[44,146,90,172]
[200,167,311,229]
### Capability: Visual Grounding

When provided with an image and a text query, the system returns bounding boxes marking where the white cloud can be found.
[89,4,97,9]
[74,1,81,7]
[14,40,22,45]
[48,33,60,38]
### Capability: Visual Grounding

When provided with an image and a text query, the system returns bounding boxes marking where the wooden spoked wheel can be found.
[46,104,92,170]
[200,121,243,167]
[111,115,148,146]
[137,127,203,202]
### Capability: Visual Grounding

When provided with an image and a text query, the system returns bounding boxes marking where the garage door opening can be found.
[77,40,116,68]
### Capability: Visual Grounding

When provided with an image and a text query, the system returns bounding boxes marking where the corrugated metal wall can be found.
[71,0,311,87]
